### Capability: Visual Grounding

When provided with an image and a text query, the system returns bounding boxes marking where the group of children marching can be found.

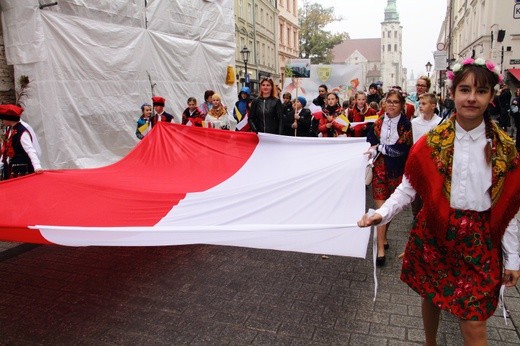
[135,92,241,139]
[134,84,430,140]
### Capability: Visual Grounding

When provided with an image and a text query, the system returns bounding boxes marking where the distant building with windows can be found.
[277,0,299,88]
[234,0,279,95]
[437,0,520,92]
[332,38,382,90]
[332,0,407,91]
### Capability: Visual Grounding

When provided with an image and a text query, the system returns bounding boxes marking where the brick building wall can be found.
[0,18,16,104]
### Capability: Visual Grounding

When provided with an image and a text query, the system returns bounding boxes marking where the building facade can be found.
[277,0,299,89]
[332,38,382,90]
[234,0,279,95]
[331,0,407,91]
[437,0,520,92]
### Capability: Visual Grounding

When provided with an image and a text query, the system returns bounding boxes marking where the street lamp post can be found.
[425,61,433,78]
[240,46,251,89]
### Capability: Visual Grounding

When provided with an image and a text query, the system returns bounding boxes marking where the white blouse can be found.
[376,120,519,270]
[378,114,401,154]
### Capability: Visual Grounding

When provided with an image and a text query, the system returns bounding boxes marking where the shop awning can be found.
[509,68,520,81]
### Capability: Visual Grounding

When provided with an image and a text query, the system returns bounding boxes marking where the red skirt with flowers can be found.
[401,208,502,321]
[371,155,403,200]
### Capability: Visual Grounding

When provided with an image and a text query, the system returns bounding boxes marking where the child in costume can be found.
[358,58,520,344]
[182,97,203,127]
[366,88,413,265]
[135,103,152,140]
[0,104,43,179]
[150,96,174,126]
[318,92,348,137]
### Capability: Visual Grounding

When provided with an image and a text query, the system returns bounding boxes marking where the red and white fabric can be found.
[0,123,371,258]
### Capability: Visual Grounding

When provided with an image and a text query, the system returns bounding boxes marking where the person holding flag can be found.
[204,93,236,130]
[348,91,378,137]
[283,96,313,137]
[181,97,204,127]
[0,104,43,180]
[318,92,349,137]
[135,103,152,140]
[365,88,413,266]
[233,87,251,124]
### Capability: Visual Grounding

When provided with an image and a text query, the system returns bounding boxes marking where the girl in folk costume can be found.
[135,103,152,140]
[205,93,236,130]
[377,96,386,116]
[348,91,377,137]
[358,58,520,345]
[318,92,349,137]
[182,97,204,127]
[366,89,413,266]
[0,105,43,180]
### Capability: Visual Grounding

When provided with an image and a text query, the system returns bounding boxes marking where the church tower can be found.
[380,0,403,89]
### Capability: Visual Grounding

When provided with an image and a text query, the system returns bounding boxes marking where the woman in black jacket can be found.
[248,78,282,134]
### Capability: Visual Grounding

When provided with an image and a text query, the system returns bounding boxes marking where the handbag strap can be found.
[369,151,380,166]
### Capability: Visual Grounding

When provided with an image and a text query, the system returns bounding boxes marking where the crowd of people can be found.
[1,56,520,345]
[128,62,520,344]
[134,75,456,141]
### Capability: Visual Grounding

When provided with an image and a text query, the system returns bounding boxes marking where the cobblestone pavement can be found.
[0,196,519,345]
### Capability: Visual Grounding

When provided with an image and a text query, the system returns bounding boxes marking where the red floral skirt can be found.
[401,208,502,320]
[371,155,402,200]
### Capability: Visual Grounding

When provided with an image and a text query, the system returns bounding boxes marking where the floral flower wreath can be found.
[446,57,503,91]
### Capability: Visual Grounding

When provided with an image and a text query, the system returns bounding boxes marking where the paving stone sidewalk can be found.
[0,201,519,345]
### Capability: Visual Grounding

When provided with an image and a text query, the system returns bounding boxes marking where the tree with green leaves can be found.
[298,2,348,64]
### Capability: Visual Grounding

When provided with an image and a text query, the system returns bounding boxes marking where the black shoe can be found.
[384,242,390,250]
[376,256,386,267]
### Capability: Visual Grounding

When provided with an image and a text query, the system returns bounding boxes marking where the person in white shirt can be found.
[0,104,42,179]
[411,93,442,144]
[358,57,520,345]
[20,120,41,158]
[366,89,413,266]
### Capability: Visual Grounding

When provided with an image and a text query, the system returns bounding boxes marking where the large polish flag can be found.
[0,123,371,258]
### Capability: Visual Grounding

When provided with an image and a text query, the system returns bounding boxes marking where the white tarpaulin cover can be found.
[1,0,237,168]
[0,123,372,258]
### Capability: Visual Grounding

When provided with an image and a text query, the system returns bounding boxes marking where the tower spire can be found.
[384,0,399,22]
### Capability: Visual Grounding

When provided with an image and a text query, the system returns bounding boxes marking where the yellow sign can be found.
[317,66,332,83]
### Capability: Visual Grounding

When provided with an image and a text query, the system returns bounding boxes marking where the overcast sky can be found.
[312,0,447,79]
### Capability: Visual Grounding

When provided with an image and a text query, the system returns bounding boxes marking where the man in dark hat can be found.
[0,104,42,180]
[150,96,174,127]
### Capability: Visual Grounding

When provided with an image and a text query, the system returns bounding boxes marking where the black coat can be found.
[312,96,326,108]
[499,89,512,115]
[282,108,313,137]
[248,96,282,134]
